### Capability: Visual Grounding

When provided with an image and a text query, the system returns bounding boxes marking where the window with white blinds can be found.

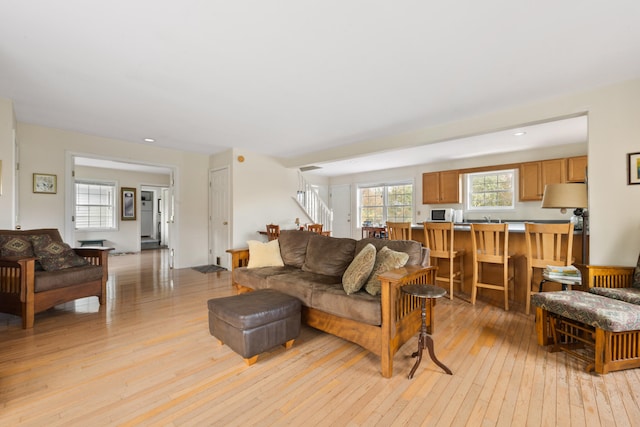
[75,181,116,229]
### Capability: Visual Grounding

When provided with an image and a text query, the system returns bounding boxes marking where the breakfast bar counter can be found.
[410,223,586,311]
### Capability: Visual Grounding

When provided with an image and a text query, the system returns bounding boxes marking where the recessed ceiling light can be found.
[513,131,526,136]
[144,138,155,143]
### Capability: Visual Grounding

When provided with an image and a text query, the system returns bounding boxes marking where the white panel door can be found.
[210,167,230,268]
[330,184,352,238]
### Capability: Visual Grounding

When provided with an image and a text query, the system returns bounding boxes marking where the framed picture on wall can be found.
[121,187,137,220]
[628,152,640,185]
[33,173,57,194]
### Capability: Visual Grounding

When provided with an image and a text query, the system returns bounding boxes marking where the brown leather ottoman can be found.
[207,289,301,365]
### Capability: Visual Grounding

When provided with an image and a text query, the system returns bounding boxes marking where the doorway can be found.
[66,154,175,253]
[209,167,230,269]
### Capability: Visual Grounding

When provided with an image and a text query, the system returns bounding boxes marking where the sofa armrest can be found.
[578,264,635,289]
[226,248,250,270]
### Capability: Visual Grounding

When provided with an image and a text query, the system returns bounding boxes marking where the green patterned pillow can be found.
[364,246,409,296]
[342,243,376,294]
[0,235,34,257]
[31,234,89,271]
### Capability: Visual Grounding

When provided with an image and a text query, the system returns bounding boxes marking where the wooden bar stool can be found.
[423,222,464,300]
[386,221,412,240]
[470,223,514,311]
[524,222,574,315]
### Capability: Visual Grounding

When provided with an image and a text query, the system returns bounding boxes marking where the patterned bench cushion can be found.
[589,287,640,305]
[531,291,640,332]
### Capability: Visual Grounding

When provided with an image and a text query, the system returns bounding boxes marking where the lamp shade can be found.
[541,183,588,209]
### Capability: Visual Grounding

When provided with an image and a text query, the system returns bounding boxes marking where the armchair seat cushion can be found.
[34,264,104,292]
[532,291,640,332]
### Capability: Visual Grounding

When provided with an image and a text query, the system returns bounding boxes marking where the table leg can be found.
[408,298,453,378]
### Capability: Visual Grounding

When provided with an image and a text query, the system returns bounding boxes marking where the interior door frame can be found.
[64,152,176,250]
[209,166,231,268]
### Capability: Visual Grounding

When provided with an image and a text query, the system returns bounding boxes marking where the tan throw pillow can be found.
[247,239,284,268]
[364,246,409,296]
[342,243,376,295]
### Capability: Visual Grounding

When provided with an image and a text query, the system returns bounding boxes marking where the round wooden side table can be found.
[401,284,453,379]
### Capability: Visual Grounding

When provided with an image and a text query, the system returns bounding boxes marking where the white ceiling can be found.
[1,2,639,176]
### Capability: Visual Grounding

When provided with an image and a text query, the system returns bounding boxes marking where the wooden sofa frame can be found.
[0,247,109,329]
[228,248,437,378]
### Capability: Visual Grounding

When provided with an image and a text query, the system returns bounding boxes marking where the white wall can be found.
[16,123,209,268]
[74,165,170,252]
[211,149,307,249]
[0,98,16,229]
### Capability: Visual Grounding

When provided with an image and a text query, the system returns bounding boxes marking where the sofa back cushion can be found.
[278,230,315,268]
[302,234,356,277]
[356,238,422,266]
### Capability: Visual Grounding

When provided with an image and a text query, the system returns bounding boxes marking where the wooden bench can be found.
[532,291,640,374]
[78,239,106,247]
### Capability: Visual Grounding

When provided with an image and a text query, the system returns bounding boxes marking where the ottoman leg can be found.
[283,339,295,350]
[244,355,259,366]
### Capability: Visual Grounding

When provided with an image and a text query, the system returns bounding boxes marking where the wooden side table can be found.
[401,284,453,379]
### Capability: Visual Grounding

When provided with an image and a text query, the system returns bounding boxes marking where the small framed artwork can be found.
[121,187,137,220]
[33,173,57,194]
[628,152,640,185]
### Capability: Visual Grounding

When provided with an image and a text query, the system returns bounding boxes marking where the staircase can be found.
[294,173,333,231]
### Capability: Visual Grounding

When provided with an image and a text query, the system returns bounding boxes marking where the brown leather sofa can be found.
[0,228,109,328]
[227,230,436,377]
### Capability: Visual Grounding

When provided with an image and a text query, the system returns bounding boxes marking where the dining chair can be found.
[423,222,464,300]
[266,224,280,241]
[307,224,323,234]
[386,222,412,240]
[524,222,574,315]
[470,223,514,311]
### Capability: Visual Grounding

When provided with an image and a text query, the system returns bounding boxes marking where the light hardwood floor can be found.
[1,250,639,426]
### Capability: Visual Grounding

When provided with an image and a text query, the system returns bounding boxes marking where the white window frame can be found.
[465,169,516,212]
[358,181,414,226]
[75,180,117,230]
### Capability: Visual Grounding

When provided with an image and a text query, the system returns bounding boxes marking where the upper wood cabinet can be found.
[519,159,566,201]
[422,170,461,204]
[567,156,588,182]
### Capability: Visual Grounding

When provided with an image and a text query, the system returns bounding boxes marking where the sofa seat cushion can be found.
[311,283,382,326]
[34,264,103,293]
[302,234,356,277]
[266,270,342,306]
[233,265,297,290]
[356,238,422,266]
[589,287,640,305]
[531,290,640,332]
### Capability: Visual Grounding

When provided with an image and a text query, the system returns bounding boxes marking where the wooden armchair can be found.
[578,264,636,289]
[0,229,109,328]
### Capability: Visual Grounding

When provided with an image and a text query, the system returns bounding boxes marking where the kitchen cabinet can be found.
[567,156,588,182]
[422,170,460,204]
[519,159,566,201]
